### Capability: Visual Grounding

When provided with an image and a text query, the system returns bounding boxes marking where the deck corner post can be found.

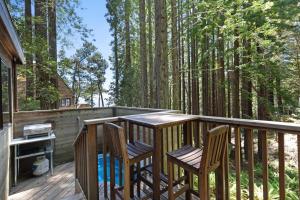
[86,124,98,200]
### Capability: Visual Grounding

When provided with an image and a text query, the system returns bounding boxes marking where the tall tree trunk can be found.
[217,27,226,117]
[171,0,179,110]
[276,77,283,114]
[242,39,253,160]
[180,0,185,113]
[160,0,169,109]
[25,0,35,99]
[191,7,199,115]
[154,0,162,108]
[226,41,231,117]
[187,2,191,114]
[148,0,154,108]
[114,29,119,102]
[202,21,209,116]
[124,0,132,106]
[139,0,148,107]
[257,45,269,161]
[48,0,58,109]
[211,28,217,116]
[232,30,240,118]
[35,0,49,109]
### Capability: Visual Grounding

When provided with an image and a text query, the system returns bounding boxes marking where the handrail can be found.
[73,110,300,200]
[198,116,300,134]
[73,117,120,146]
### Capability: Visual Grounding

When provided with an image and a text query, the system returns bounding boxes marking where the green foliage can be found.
[58,41,108,107]
[18,97,40,111]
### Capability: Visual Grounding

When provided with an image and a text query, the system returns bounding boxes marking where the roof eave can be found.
[0,0,25,65]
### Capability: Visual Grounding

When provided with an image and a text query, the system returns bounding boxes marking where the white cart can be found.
[10,124,56,185]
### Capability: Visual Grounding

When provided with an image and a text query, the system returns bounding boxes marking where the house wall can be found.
[0,126,11,200]
[0,42,13,200]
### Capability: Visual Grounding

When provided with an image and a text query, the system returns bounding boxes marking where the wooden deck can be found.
[9,162,85,200]
[9,161,200,200]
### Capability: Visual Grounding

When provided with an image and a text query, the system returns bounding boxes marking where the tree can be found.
[139,0,148,107]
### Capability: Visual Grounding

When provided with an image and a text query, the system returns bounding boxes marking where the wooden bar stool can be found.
[104,123,153,200]
[166,125,229,200]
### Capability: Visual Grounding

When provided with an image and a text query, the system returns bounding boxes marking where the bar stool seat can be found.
[127,141,153,163]
[167,145,203,173]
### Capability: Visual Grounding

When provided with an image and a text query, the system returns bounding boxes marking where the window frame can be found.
[61,98,66,107]
[66,98,71,107]
[0,58,12,130]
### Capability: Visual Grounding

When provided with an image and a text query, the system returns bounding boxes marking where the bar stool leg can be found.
[124,161,130,200]
[199,173,208,200]
[137,162,141,197]
[185,172,191,200]
[167,160,174,200]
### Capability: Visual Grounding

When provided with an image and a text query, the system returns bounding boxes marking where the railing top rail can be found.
[199,116,300,134]
[83,116,121,125]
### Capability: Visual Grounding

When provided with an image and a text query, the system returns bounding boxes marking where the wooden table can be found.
[120,112,200,199]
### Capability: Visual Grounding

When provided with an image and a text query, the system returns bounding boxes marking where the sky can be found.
[63,0,113,106]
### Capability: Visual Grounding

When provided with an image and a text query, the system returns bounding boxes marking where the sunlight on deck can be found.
[9,162,84,200]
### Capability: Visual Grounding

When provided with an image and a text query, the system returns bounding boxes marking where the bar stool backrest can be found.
[200,125,229,173]
[104,123,128,161]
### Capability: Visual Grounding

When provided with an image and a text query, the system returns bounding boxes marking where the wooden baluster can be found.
[224,132,230,200]
[177,125,181,178]
[262,130,268,200]
[297,134,300,196]
[103,124,108,199]
[86,124,98,200]
[278,132,285,200]
[235,127,241,200]
[247,129,254,200]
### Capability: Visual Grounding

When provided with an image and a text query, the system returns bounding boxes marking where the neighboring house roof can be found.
[57,75,73,98]
[0,0,25,64]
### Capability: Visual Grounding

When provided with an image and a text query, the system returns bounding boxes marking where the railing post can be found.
[278,132,285,200]
[247,129,254,200]
[234,127,241,200]
[86,124,98,200]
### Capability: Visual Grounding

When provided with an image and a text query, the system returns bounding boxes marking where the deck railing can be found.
[74,112,300,200]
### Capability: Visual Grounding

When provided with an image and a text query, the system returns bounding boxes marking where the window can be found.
[61,99,66,107]
[61,98,71,107]
[0,58,11,129]
[66,98,71,107]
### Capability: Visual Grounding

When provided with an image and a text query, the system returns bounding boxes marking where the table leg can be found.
[153,128,162,200]
[129,123,134,198]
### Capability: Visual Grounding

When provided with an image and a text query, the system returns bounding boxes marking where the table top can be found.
[120,112,200,128]
[10,133,56,146]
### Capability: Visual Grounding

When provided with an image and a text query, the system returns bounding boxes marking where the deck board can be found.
[9,162,84,200]
[10,162,199,200]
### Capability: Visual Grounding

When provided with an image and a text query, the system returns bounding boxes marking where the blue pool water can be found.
[98,154,123,183]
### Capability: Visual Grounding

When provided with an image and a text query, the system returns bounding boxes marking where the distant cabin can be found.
[57,76,75,109]
[17,74,75,109]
